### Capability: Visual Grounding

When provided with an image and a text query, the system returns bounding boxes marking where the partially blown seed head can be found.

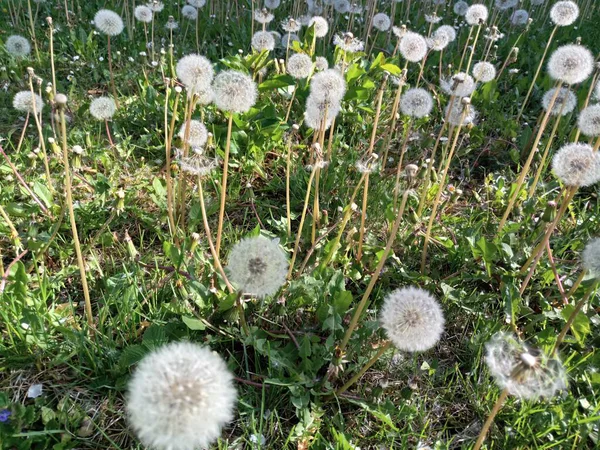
[89,97,116,120]
[212,70,257,113]
[582,238,600,278]
[552,143,600,187]
[547,44,594,85]
[445,100,478,126]
[333,32,365,53]
[441,72,476,97]
[550,1,579,26]
[5,35,31,58]
[94,9,124,36]
[380,286,445,353]
[226,235,288,298]
[400,88,434,118]
[126,341,237,450]
[578,104,600,137]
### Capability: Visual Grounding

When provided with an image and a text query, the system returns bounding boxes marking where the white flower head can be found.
[254,8,274,24]
[213,70,257,113]
[550,1,579,26]
[287,53,313,79]
[542,87,576,116]
[333,32,364,53]
[89,97,116,120]
[309,16,329,37]
[310,68,346,103]
[510,9,529,25]
[547,45,594,85]
[134,5,153,23]
[334,0,350,13]
[495,0,518,11]
[265,0,280,9]
[187,0,206,7]
[94,9,124,36]
[226,235,289,298]
[372,13,391,31]
[435,25,457,42]
[441,72,476,97]
[485,332,568,399]
[552,143,600,187]
[182,5,198,20]
[5,35,31,58]
[315,56,328,71]
[578,104,600,137]
[380,286,445,352]
[472,61,497,82]
[176,54,214,94]
[399,32,428,62]
[454,1,469,15]
[251,31,275,52]
[178,120,208,148]
[400,88,433,118]
[465,4,489,25]
[126,341,237,450]
[426,32,449,51]
[305,95,341,130]
[13,91,43,113]
[281,17,302,33]
[582,238,600,278]
[445,100,478,126]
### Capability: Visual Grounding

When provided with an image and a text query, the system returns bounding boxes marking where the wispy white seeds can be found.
[309,16,329,38]
[552,143,600,187]
[181,5,198,20]
[542,87,576,116]
[372,13,391,32]
[582,238,600,277]
[472,61,497,82]
[435,25,457,42]
[550,1,579,26]
[510,9,529,26]
[13,91,44,113]
[305,96,341,130]
[178,120,208,148]
[380,286,445,353]
[315,56,329,71]
[126,341,237,450]
[264,0,281,9]
[134,5,153,23]
[176,54,214,94]
[399,31,428,62]
[287,53,313,79]
[454,1,469,16]
[212,70,258,113]
[94,9,124,36]
[400,88,433,118]
[445,100,478,126]
[310,69,346,103]
[251,31,275,52]
[89,97,116,120]
[441,72,476,97]
[187,0,206,8]
[226,235,288,298]
[281,17,302,33]
[495,0,518,11]
[465,4,489,25]
[5,35,31,58]
[333,32,364,53]
[547,45,594,85]
[578,104,600,137]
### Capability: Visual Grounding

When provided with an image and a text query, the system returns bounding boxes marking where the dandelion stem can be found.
[164,81,177,237]
[335,341,392,397]
[107,35,120,108]
[553,285,597,356]
[566,270,587,299]
[215,113,234,258]
[473,388,510,450]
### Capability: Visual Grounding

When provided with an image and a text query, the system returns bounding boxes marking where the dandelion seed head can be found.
[380,286,445,353]
[355,154,379,174]
[582,238,600,277]
[495,0,518,11]
[287,53,313,79]
[465,4,489,25]
[147,1,164,12]
[213,70,257,113]
[510,9,529,25]
[310,68,346,103]
[485,332,568,399]
[334,0,350,14]
[281,33,300,49]
[552,143,600,187]
[178,153,218,176]
[126,341,237,450]
[281,17,302,33]
[89,97,116,120]
[309,16,329,37]
[547,45,594,85]
[226,235,288,298]
[399,31,428,62]
[5,35,31,58]
[372,13,391,31]
[550,1,579,26]
[187,0,206,7]
[435,25,457,42]
[94,9,124,36]
[254,8,274,24]
[578,105,600,137]
[425,13,443,24]
[251,31,275,52]
[178,120,208,148]
[182,5,198,20]
[134,5,153,23]
[166,16,179,29]
[400,88,433,118]
[315,56,329,71]
[264,0,281,9]
[441,72,476,97]
[426,32,449,51]
[542,87,576,116]
[13,91,43,113]
[445,101,478,126]
[305,95,341,130]
[454,1,469,15]
[472,61,496,82]
[333,32,364,53]
[392,25,407,39]
[176,54,214,94]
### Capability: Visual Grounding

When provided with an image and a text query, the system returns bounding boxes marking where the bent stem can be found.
[335,341,392,397]
[59,107,93,328]
[473,388,510,450]
[215,113,234,257]
[339,188,411,354]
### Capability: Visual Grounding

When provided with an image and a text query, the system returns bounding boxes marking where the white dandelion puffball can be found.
[315,56,328,71]
[281,33,300,49]
[583,238,600,277]
[309,16,329,38]
[445,101,478,126]
[435,25,457,42]
[333,33,365,53]
[400,88,433,118]
[176,54,214,94]
[264,0,280,9]
[454,1,469,15]
[187,0,206,7]
[134,5,153,22]
[542,87,576,116]
[178,120,208,148]
[426,32,449,51]
[495,0,518,10]
[372,13,391,32]
[547,45,594,85]
[510,9,529,25]
[399,31,428,63]
[472,61,497,82]
[126,341,237,450]
[254,8,274,24]
[485,332,567,400]
[552,143,600,187]
[193,87,214,105]
[305,95,341,130]
[281,18,302,33]
[310,69,346,103]
[13,91,43,113]
[287,53,313,79]
[251,31,275,52]
[94,9,124,36]
[550,1,579,26]
[270,31,282,46]
[213,70,257,114]
[578,105,600,137]
[182,5,198,20]
[334,0,350,13]
[441,72,476,97]
[5,35,31,58]
[465,4,489,25]
[166,17,179,30]
[380,287,445,353]
[226,235,288,298]
[89,97,117,120]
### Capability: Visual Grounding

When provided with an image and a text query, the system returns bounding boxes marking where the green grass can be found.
[1,0,600,448]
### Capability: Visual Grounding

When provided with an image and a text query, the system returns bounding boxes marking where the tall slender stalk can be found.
[47,17,57,97]
[163,81,177,236]
[27,70,53,191]
[26,0,40,61]
[552,286,596,357]
[335,341,392,396]
[473,388,510,450]
[215,113,234,257]
[107,35,120,108]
